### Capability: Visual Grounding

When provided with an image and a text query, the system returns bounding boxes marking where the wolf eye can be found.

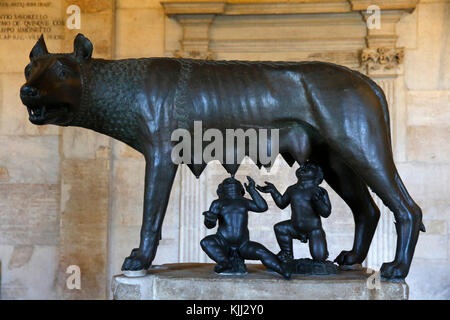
[58,68,67,79]
[53,61,70,80]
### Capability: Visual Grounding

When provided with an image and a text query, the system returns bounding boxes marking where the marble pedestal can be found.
[111,263,408,300]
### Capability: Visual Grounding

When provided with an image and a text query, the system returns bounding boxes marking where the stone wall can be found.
[0,0,448,299]
[0,0,64,299]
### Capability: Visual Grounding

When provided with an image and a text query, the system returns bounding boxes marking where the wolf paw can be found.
[380,261,409,280]
[121,250,151,271]
[334,250,363,266]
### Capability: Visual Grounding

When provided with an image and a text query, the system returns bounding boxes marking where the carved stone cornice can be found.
[349,0,418,12]
[161,0,418,16]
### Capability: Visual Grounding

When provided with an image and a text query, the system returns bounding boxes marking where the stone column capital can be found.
[361,47,404,77]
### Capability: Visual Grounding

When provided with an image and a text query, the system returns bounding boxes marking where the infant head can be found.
[295,162,324,185]
[217,177,245,198]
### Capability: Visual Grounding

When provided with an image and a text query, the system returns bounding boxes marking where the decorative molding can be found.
[361,47,404,73]
[349,0,418,12]
[172,14,216,59]
[213,13,364,26]
[210,38,365,53]
[162,1,226,16]
[173,49,216,59]
[163,1,417,65]
[161,1,418,15]
[223,2,350,15]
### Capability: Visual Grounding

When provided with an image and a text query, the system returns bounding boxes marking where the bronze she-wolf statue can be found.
[20,34,424,280]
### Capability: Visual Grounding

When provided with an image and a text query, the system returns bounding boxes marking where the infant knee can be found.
[200,235,215,249]
[274,221,290,235]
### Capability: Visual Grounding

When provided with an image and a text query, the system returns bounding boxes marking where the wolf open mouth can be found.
[26,103,70,124]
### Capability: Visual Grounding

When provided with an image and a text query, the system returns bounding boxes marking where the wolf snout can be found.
[20,85,41,106]
[20,85,39,99]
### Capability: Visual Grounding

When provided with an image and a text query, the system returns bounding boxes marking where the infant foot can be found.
[214,263,233,274]
[277,250,293,263]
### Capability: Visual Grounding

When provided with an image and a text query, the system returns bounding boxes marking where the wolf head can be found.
[20,34,93,126]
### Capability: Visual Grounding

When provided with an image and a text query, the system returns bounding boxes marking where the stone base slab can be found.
[111,263,408,300]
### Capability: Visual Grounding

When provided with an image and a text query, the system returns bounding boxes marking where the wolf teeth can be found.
[28,106,45,118]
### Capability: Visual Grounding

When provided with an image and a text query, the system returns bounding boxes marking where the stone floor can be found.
[111,263,408,300]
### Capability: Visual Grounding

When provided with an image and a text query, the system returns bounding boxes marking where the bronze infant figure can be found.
[20,34,424,280]
[258,162,331,263]
[201,176,291,279]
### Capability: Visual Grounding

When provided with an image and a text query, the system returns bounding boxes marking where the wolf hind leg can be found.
[315,150,380,266]
[324,131,422,279]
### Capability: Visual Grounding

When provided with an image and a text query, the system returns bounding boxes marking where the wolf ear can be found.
[74,33,93,61]
[30,34,48,60]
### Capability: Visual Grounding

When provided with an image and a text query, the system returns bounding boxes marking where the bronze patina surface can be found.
[20,34,424,280]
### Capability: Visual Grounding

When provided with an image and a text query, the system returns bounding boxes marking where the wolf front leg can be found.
[121,149,178,271]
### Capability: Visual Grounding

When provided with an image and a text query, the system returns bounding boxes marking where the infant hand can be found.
[244,176,256,191]
[313,187,326,201]
[256,181,276,193]
[203,211,216,219]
